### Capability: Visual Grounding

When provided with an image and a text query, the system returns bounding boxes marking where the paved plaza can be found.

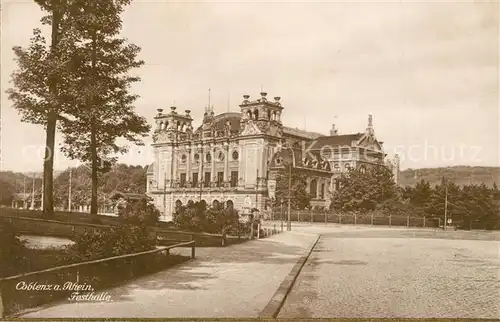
[278,228,500,319]
[17,225,500,319]
[20,231,317,318]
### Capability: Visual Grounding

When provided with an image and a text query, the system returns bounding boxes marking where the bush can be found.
[63,224,156,262]
[173,201,207,232]
[0,222,28,277]
[119,198,160,227]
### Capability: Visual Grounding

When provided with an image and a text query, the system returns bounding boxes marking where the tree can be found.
[53,164,147,210]
[7,0,81,218]
[331,164,397,213]
[58,0,150,218]
[274,164,312,210]
[173,201,207,232]
[120,197,160,226]
[205,202,240,239]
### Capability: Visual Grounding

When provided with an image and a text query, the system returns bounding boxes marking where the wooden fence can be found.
[0,240,195,318]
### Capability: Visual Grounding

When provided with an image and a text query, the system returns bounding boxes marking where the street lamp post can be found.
[444,176,448,230]
[287,163,292,231]
[280,198,284,232]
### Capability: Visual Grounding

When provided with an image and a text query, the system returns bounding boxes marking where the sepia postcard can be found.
[0,0,499,320]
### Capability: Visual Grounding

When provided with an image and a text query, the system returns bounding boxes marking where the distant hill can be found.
[399,166,500,187]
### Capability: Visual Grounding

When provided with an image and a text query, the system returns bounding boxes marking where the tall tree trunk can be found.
[43,2,61,218]
[90,119,98,216]
[42,112,56,218]
[90,30,98,217]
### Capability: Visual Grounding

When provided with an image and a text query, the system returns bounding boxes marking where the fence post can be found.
[354,213,357,226]
[298,211,300,223]
[438,218,442,228]
[191,235,196,259]
[407,215,410,228]
[339,214,342,225]
[389,215,392,227]
[371,213,374,226]
[257,223,261,239]
[310,209,313,223]
[72,225,75,237]
[423,216,426,228]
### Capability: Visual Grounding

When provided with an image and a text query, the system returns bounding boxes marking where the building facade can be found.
[146,92,399,221]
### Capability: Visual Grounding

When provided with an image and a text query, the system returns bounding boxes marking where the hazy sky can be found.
[1,0,498,172]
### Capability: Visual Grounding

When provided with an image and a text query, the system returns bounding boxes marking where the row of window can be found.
[178,171,239,188]
[180,151,239,164]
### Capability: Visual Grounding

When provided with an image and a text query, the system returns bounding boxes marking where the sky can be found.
[1,0,498,172]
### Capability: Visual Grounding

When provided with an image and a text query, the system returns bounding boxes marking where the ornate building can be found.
[146,92,398,221]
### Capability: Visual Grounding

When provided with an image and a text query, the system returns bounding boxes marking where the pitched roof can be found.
[268,146,331,171]
[12,193,32,201]
[308,133,364,150]
[109,191,150,201]
[282,127,324,140]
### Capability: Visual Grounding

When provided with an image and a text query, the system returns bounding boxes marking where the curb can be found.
[258,234,321,318]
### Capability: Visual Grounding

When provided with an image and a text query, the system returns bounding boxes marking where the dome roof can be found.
[195,112,242,135]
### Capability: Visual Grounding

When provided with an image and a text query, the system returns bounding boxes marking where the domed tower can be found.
[151,106,193,206]
[237,92,284,194]
[153,106,193,144]
[239,92,284,137]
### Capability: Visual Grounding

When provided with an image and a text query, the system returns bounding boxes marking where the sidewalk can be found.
[19,231,318,318]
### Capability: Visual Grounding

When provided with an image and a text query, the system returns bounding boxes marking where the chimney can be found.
[157,108,163,116]
[185,110,191,118]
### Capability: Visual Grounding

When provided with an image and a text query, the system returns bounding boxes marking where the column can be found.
[224,143,229,181]
[187,146,192,184]
[172,146,177,187]
[198,145,203,185]
[211,145,216,182]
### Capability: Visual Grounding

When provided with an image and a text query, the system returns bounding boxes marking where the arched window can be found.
[206,153,212,163]
[247,110,252,119]
[310,179,318,198]
[175,200,182,211]
[254,109,259,119]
